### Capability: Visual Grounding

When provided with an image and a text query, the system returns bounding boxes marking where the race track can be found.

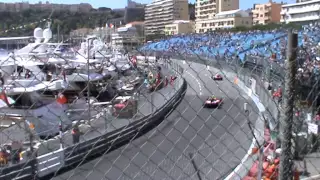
[54,60,259,180]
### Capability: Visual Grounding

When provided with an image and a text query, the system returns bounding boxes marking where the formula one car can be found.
[203,96,223,108]
[212,74,223,81]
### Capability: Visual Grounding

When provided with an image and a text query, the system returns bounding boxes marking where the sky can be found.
[1,0,295,10]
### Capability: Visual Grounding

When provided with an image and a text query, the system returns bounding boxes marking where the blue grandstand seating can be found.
[141,25,320,63]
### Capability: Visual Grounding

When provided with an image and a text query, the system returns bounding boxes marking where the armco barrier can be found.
[0,61,187,180]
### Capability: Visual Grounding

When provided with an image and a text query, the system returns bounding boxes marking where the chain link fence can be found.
[0,36,186,180]
[2,25,320,180]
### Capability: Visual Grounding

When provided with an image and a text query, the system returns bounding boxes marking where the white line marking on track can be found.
[186,70,202,95]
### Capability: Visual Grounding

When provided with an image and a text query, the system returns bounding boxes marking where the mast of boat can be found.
[87,37,92,126]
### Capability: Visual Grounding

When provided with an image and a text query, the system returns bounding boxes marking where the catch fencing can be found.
[2,34,320,180]
[140,42,318,180]
[0,46,186,180]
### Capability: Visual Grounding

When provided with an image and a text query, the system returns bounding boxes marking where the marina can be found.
[0,22,150,161]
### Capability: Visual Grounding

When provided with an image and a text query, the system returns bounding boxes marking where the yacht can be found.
[0,28,120,97]
[0,90,71,139]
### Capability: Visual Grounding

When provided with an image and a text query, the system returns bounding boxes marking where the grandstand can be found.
[141,24,320,112]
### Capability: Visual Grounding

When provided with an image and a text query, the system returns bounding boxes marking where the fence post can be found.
[279,30,298,179]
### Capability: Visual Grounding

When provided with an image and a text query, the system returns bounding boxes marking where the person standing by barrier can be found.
[72,126,81,144]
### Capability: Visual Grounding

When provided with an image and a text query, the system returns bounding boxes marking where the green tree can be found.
[0,8,122,37]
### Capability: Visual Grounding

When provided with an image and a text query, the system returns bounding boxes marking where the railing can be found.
[0,60,187,180]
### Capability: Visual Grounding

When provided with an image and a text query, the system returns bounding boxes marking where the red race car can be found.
[204,96,223,108]
[212,74,223,81]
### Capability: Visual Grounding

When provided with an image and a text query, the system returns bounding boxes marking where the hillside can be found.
[0,9,122,37]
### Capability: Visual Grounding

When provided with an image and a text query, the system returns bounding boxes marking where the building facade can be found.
[164,20,194,35]
[144,0,189,35]
[126,21,145,38]
[281,0,320,23]
[195,0,239,33]
[111,25,143,49]
[252,1,282,25]
[197,9,252,32]
[127,0,146,8]
[124,7,145,24]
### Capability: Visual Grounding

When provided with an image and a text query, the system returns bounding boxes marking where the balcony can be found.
[282,5,320,15]
[283,14,320,22]
[196,15,209,19]
[145,8,173,14]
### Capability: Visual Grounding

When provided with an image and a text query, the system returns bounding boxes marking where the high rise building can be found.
[144,0,189,35]
[125,0,145,24]
[252,1,282,25]
[281,0,320,23]
[127,0,145,8]
[195,0,239,33]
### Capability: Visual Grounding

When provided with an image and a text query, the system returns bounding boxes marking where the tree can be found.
[0,8,122,37]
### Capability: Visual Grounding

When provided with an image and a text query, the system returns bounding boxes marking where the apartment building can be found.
[195,0,239,33]
[144,0,189,35]
[252,1,282,25]
[281,0,320,23]
[112,25,143,49]
[199,9,252,32]
[126,21,145,38]
[164,20,194,35]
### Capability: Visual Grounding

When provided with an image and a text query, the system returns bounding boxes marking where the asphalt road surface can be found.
[54,60,259,180]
